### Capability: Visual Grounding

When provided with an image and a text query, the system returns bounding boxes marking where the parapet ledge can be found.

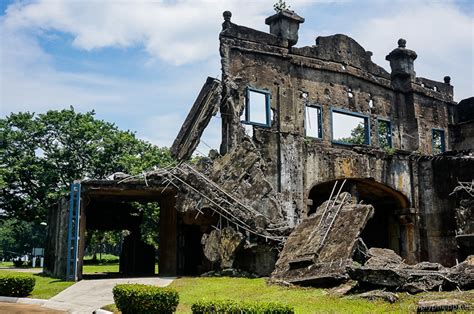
[291,34,390,80]
[414,77,454,101]
[220,21,289,48]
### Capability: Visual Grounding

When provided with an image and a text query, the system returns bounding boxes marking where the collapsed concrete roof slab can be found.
[272,192,374,285]
[171,77,222,161]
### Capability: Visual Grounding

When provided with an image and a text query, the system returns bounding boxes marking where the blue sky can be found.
[1,0,473,154]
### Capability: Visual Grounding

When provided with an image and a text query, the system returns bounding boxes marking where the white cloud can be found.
[1,0,472,149]
[139,113,185,148]
[139,111,222,156]
[3,0,313,65]
[350,0,473,100]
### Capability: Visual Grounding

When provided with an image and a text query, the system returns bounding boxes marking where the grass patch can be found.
[170,277,384,313]
[82,262,158,274]
[83,263,120,274]
[0,261,14,267]
[102,303,119,313]
[0,270,73,299]
[166,277,473,313]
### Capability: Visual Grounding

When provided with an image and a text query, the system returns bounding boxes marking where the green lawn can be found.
[82,263,158,274]
[106,277,473,313]
[83,263,120,274]
[170,277,395,313]
[0,270,74,299]
[103,277,474,313]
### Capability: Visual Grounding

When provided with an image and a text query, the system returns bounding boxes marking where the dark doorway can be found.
[180,225,204,275]
[83,199,158,279]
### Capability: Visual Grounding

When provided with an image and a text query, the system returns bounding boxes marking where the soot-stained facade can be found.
[45,9,473,283]
[212,9,472,267]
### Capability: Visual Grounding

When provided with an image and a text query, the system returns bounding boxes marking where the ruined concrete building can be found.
[45,9,473,287]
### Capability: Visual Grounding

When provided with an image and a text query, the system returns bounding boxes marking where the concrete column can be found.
[159,194,178,276]
[398,209,418,264]
[386,39,419,151]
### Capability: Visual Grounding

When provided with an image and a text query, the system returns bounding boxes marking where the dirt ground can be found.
[0,302,65,314]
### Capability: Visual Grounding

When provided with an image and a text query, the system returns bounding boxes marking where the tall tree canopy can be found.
[0,108,174,222]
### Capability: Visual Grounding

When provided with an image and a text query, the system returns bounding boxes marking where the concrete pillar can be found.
[386,39,417,91]
[159,194,178,276]
[265,9,304,47]
[398,209,418,264]
[386,39,419,151]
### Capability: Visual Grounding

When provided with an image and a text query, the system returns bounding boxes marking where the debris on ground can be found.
[271,188,474,294]
[201,268,259,278]
[349,251,474,293]
[357,290,399,303]
[417,298,471,312]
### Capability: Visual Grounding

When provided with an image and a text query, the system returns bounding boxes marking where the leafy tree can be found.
[138,202,161,250]
[85,230,122,261]
[0,107,175,222]
[0,218,46,258]
[335,122,366,145]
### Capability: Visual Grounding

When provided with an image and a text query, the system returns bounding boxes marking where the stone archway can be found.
[307,178,417,263]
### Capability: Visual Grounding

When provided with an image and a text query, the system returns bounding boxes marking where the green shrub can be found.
[0,273,36,297]
[113,284,179,314]
[191,299,294,314]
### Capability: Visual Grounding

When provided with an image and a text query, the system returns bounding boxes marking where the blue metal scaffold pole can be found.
[66,182,81,281]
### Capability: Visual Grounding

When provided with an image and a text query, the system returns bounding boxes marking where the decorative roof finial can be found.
[222,11,232,30]
[398,38,407,48]
[444,76,451,84]
[223,11,232,22]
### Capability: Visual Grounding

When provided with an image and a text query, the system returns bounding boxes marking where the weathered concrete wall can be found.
[44,197,69,279]
[418,157,474,266]
[216,12,470,267]
[450,121,474,150]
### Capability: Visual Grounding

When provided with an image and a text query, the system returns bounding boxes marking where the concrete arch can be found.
[306,177,410,213]
[307,177,412,258]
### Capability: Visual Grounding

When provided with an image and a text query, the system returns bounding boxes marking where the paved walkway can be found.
[0,267,43,273]
[42,277,174,313]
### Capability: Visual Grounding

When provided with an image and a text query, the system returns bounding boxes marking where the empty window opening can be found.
[243,124,254,137]
[332,110,369,145]
[368,95,374,108]
[347,88,354,98]
[305,105,322,138]
[378,119,392,149]
[244,87,271,127]
[432,129,446,154]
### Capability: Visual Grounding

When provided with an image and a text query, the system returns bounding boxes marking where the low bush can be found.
[113,284,179,314]
[191,299,295,314]
[83,254,119,265]
[0,273,36,297]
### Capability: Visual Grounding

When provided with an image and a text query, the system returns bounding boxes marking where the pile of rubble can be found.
[349,248,474,293]
[271,191,474,293]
